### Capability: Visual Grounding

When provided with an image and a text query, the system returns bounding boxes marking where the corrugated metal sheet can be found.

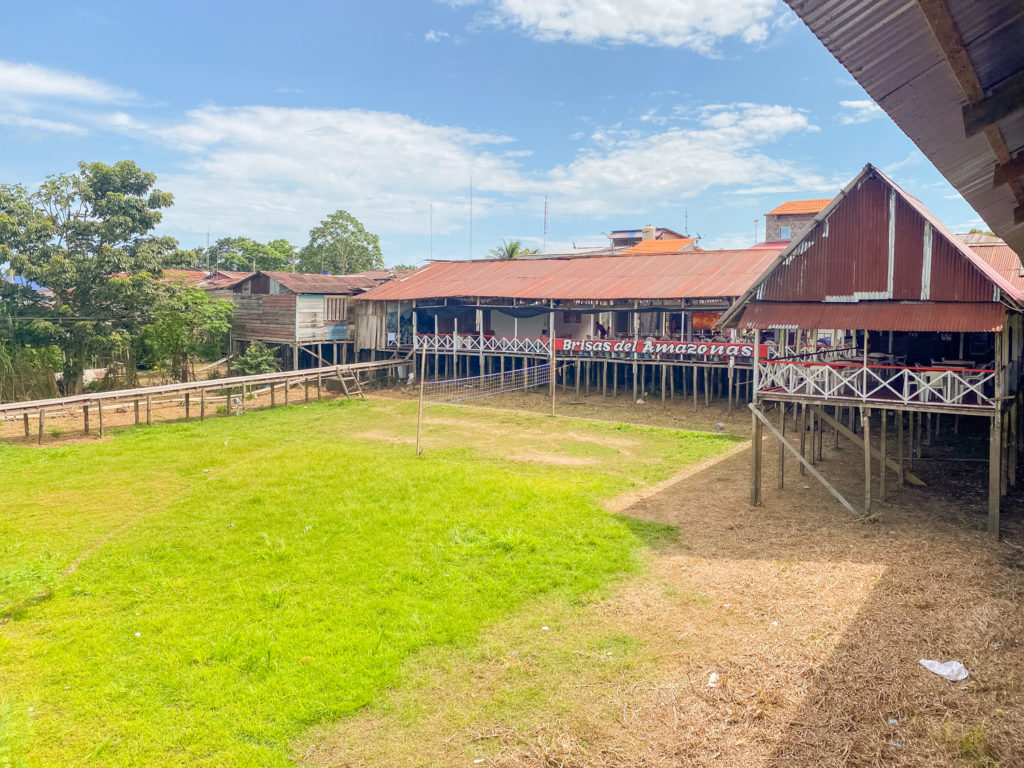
[754,168,1024,305]
[622,238,697,254]
[785,0,1024,258]
[969,243,1024,293]
[261,271,380,295]
[358,248,782,302]
[739,301,1006,332]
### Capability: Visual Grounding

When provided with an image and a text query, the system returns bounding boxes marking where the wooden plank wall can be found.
[232,294,297,342]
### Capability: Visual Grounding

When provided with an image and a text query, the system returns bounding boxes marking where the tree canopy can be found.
[144,286,233,382]
[209,236,295,272]
[0,160,174,394]
[489,239,539,259]
[298,210,382,275]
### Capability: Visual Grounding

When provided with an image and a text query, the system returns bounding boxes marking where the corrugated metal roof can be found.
[160,269,208,284]
[766,199,832,216]
[257,271,380,295]
[738,301,1006,332]
[721,164,1024,329]
[622,238,698,255]
[969,242,1024,292]
[358,248,782,302]
[785,0,1024,258]
[958,232,1005,246]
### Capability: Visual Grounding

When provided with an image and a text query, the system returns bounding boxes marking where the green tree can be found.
[0,160,174,394]
[489,239,539,259]
[144,286,233,382]
[298,210,382,274]
[209,236,291,272]
[232,341,278,376]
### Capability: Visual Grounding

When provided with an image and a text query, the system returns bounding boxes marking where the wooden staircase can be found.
[338,370,366,400]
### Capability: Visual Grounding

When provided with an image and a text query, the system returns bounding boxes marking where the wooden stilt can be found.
[83,403,90,435]
[862,408,872,515]
[38,408,45,444]
[778,402,786,490]
[751,403,763,505]
[602,360,608,397]
[799,404,807,475]
[704,367,710,408]
[146,395,152,425]
[201,388,207,420]
[23,413,29,438]
[134,399,140,425]
[632,362,638,402]
[810,405,925,486]
[879,409,887,505]
[270,383,276,408]
[989,410,1002,538]
[692,366,698,411]
[897,411,905,486]
[97,401,104,437]
[661,364,667,407]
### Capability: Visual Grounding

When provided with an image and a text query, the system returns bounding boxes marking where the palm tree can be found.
[489,239,539,259]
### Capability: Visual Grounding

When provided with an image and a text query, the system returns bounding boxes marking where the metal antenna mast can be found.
[430,203,433,259]
[469,175,473,258]
[543,196,548,251]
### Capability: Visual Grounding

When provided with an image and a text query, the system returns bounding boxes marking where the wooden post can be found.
[661,364,667,407]
[304,375,310,402]
[185,392,192,419]
[576,360,581,400]
[285,379,290,406]
[692,366,698,411]
[317,368,322,401]
[989,409,1002,538]
[549,329,556,417]
[146,395,152,425]
[38,408,44,444]
[97,401,104,438]
[227,387,234,416]
[83,403,90,435]
[602,360,607,397]
[751,403,763,505]
[878,409,887,504]
[134,399,140,425]
[704,367,710,408]
[632,361,638,402]
[270,383,276,408]
[23,413,29,438]
[416,343,428,455]
[799,404,807,475]
[897,410,905,485]
[862,408,872,515]
[200,388,207,420]
[778,402,786,490]
[810,405,925,486]
[727,358,735,416]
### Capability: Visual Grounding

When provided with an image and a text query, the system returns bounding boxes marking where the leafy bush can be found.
[232,342,278,377]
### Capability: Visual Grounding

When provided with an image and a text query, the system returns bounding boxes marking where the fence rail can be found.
[0,359,405,417]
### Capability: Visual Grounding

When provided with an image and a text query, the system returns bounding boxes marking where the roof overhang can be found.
[738,300,1007,333]
[786,0,1024,258]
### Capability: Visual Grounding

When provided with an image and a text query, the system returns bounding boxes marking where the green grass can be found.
[0,399,738,767]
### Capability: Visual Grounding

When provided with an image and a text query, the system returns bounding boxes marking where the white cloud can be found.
[0,112,86,135]
[100,101,825,242]
[0,60,135,103]
[837,99,884,125]
[424,29,451,42]
[478,0,782,54]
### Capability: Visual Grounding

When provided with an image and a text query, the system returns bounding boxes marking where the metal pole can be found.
[549,327,556,417]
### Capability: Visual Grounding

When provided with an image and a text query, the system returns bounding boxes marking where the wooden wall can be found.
[232,294,297,343]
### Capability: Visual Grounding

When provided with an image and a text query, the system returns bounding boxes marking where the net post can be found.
[549,328,556,417]
[416,341,428,455]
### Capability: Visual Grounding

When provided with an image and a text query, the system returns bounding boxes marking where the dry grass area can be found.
[300,394,1024,768]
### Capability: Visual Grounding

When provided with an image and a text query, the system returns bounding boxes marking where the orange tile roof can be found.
[766,198,832,216]
[622,237,697,255]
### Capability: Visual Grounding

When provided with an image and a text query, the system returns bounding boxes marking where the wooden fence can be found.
[0,360,407,443]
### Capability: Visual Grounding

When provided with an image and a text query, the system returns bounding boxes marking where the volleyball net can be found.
[421,361,555,407]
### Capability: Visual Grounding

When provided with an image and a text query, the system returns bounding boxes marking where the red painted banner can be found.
[556,338,757,358]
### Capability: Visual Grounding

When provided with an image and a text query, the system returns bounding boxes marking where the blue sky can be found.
[0,0,987,266]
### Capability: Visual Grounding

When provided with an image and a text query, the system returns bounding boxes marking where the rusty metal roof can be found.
[968,241,1024,292]
[358,248,782,302]
[738,301,1006,332]
[721,164,1024,329]
[765,199,832,216]
[785,0,1024,257]
[256,271,380,295]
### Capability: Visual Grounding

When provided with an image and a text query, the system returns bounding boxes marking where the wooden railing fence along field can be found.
[0,360,406,443]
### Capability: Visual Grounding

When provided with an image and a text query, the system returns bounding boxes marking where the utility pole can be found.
[469,175,473,259]
[543,196,549,251]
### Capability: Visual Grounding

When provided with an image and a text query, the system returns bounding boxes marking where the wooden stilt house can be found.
[720,164,1024,538]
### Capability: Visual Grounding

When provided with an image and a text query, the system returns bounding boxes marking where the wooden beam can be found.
[809,405,926,486]
[963,68,1024,138]
[750,404,763,505]
[993,154,1024,188]
[749,404,859,517]
[989,410,1001,539]
[862,408,872,515]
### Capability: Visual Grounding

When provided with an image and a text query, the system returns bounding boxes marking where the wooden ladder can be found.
[338,370,366,400]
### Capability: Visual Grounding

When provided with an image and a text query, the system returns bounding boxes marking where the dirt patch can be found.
[508,452,598,466]
[355,430,416,446]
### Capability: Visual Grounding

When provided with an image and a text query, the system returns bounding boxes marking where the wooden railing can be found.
[757,358,997,410]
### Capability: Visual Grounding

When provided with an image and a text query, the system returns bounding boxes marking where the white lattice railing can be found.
[414,334,552,355]
[758,360,996,409]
